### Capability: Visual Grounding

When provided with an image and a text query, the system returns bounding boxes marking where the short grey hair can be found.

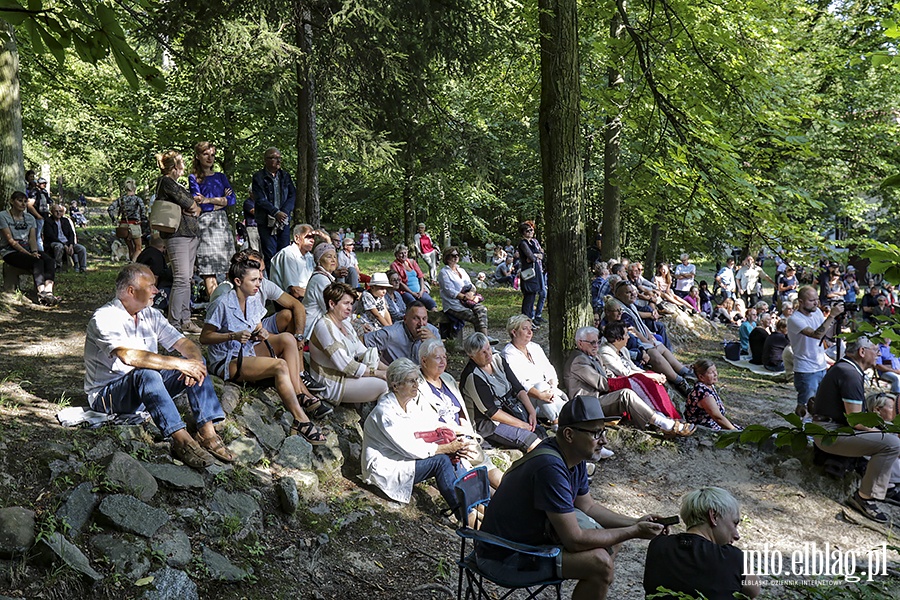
[418,338,446,363]
[846,336,875,357]
[115,263,153,297]
[394,243,408,254]
[680,253,690,261]
[386,358,421,393]
[680,487,740,530]
[463,332,490,357]
[574,326,600,342]
[866,392,896,413]
[292,223,312,238]
[506,314,533,337]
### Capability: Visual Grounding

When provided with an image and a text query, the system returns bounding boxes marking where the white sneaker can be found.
[599,447,615,460]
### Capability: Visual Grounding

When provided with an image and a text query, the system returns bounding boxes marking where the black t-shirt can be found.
[749,327,769,365]
[762,332,789,367]
[643,533,745,600]
[812,358,865,425]
[136,246,172,287]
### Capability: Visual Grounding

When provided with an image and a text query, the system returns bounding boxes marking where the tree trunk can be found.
[601,10,624,261]
[539,0,589,368]
[646,222,660,268]
[295,2,320,228]
[403,158,416,252]
[0,22,23,203]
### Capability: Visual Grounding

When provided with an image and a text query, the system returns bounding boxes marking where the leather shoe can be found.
[172,438,214,469]
[196,431,234,463]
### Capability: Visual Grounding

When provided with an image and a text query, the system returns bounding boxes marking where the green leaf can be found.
[880,173,900,189]
[846,412,884,428]
[791,433,809,454]
[777,411,802,428]
[135,576,154,586]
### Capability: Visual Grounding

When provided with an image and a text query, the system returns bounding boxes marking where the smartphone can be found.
[656,515,680,526]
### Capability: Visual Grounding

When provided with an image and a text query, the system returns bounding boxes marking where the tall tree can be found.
[0,22,22,202]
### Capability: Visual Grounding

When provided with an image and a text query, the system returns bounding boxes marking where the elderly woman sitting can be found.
[459,332,544,453]
[309,282,389,406]
[439,245,489,334]
[417,338,503,488]
[301,242,338,338]
[644,487,760,600]
[390,244,437,310]
[362,359,471,512]
[685,360,739,430]
[599,322,681,420]
[500,315,568,427]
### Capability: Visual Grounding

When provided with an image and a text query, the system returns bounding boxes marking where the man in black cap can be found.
[477,395,666,599]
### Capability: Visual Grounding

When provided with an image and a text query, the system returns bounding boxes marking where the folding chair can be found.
[453,467,563,600]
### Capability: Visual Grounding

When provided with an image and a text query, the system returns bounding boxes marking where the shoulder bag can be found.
[149,180,182,234]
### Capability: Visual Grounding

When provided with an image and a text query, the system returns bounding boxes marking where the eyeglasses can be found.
[265,155,282,161]
[448,253,460,258]
[580,339,600,346]
[570,427,606,440]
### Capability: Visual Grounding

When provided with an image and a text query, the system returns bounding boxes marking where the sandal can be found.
[291,419,327,446]
[195,431,235,463]
[298,393,333,418]
[664,421,696,438]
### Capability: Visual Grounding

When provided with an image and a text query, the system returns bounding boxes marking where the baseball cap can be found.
[558,395,620,427]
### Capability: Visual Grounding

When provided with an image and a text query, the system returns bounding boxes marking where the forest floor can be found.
[0,243,899,599]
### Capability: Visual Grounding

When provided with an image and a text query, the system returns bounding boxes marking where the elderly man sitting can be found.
[84,264,232,469]
[563,326,695,437]
[269,223,318,300]
[44,204,87,273]
[363,301,440,364]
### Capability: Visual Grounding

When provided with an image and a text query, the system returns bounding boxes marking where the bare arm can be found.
[698,393,737,430]
[275,291,306,335]
[546,496,662,553]
[798,305,842,339]
[114,341,207,387]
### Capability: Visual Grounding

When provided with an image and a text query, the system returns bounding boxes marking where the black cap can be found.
[558,395,619,427]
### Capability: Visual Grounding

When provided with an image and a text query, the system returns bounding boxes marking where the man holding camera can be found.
[787,286,843,419]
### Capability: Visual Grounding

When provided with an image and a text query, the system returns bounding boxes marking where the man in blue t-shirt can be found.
[478,396,666,599]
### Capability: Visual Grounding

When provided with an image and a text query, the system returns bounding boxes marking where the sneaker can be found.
[599,447,615,460]
[586,462,597,477]
[487,336,500,346]
[301,371,327,394]
[172,438,215,469]
[533,316,546,325]
[672,379,693,398]
[847,491,888,524]
[883,486,900,508]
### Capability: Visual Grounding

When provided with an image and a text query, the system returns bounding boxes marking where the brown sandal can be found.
[195,431,235,463]
[291,420,327,446]
[666,421,696,438]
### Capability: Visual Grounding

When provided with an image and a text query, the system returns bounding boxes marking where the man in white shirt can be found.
[735,256,774,308]
[787,286,843,419]
[269,224,317,299]
[673,253,695,298]
[84,264,232,469]
[715,258,736,299]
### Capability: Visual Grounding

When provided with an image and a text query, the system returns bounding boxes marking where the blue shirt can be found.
[204,289,268,379]
[738,321,754,354]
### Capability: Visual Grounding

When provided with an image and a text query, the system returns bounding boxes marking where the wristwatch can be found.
[294,333,305,343]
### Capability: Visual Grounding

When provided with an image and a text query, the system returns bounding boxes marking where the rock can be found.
[98,495,169,537]
[226,436,264,465]
[143,567,198,600]
[85,437,119,461]
[333,405,361,428]
[275,435,313,470]
[283,470,319,498]
[90,534,150,579]
[0,507,35,558]
[151,530,192,568]
[141,462,205,490]
[219,381,242,415]
[39,441,73,463]
[48,458,83,482]
[209,490,261,526]
[103,451,158,501]
[278,411,294,434]
[235,398,285,452]
[312,434,344,474]
[254,387,282,408]
[36,532,102,581]
[276,477,299,514]
[775,457,805,482]
[202,546,250,582]
[56,482,100,535]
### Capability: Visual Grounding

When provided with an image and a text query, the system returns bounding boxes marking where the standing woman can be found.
[0,191,58,305]
[414,223,440,283]
[517,221,546,324]
[189,141,237,299]
[107,178,146,262]
[155,151,202,334]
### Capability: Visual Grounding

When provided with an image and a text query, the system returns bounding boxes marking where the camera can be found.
[843,302,859,312]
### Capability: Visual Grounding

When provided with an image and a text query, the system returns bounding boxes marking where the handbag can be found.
[114,201,130,238]
[519,267,536,281]
[149,200,182,234]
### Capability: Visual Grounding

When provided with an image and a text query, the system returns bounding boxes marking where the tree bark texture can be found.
[601,10,624,261]
[295,2,320,228]
[0,22,23,203]
[403,158,416,252]
[539,0,590,368]
[646,221,659,268]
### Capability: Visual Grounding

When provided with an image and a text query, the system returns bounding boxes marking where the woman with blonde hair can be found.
[107,178,146,261]
[189,141,237,298]
[155,151,202,333]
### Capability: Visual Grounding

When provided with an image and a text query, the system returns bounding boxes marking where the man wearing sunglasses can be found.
[477,395,666,598]
[250,147,296,268]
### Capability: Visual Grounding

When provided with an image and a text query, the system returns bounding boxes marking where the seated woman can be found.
[653,263,696,312]
[500,315,568,427]
[604,297,695,398]
[390,244,437,310]
[761,319,789,372]
[643,487,760,600]
[599,322,682,420]
[0,191,58,305]
[357,272,393,331]
[683,285,700,313]
[439,246,489,334]
[361,359,471,513]
[301,242,338,338]
[309,282,389,406]
[748,312,771,365]
[459,332,544,453]
[490,245,507,266]
[712,297,741,326]
[685,360,739,430]
[384,270,407,322]
[417,338,503,488]
[697,280,714,315]
[200,258,328,447]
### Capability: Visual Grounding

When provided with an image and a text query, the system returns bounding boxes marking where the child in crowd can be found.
[358,273,393,330]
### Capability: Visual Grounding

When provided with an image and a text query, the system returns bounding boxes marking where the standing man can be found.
[787,286,843,419]
[28,177,52,252]
[84,264,233,469]
[673,253,695,299]
[812,337,900,523]
[44,204,87,273]
[477,395,666,599]
[336,236,360,290]
[715,258,737,300]
[735,256,774,308]
[269,224,317,300]
[251,147,296,268]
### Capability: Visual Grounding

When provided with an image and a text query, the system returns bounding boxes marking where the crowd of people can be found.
[9,149,900,599]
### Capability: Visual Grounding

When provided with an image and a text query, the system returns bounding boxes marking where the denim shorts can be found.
[794,369,825,405]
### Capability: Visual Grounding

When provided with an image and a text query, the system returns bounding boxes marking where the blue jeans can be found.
[89,368,224,438]
[258,220,291,270]
[794,369,826,407]
[535,276,547,319]
[414,454,462,511]
[400,291,437,310]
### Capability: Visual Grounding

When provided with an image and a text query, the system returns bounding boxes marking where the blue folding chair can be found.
[453,466,563,600]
